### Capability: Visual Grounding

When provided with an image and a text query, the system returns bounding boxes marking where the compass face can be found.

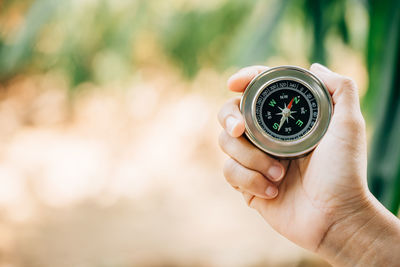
[255,80,319,141]
[240,66,332,158]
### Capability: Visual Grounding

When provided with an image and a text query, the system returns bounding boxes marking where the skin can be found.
[218,64,400,266]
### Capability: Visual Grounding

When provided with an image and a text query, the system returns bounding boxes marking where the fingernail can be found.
[268,165,283,181]
[225,116,238,135]
[265,186,278,198]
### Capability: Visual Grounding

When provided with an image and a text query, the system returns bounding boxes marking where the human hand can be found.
[218,64,370,253]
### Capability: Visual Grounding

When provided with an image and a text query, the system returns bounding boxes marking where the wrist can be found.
[317,191,400,266]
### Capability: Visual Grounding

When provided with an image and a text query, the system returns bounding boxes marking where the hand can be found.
[218,64,370,252]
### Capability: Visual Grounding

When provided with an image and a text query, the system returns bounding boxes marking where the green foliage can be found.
[223,0,289,67]
[0,0,58,78]
[161,0,254,78]
[160,0,352,74]
[0,0,355,82]
[0,0,145,87]
[303,0,350,64]
[365,0,400,214]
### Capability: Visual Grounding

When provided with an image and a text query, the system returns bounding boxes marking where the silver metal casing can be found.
[240,66,333,158]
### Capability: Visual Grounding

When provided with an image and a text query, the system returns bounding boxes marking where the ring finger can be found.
[223,158,279,199]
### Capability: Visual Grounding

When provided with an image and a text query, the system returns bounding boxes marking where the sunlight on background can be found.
[0,0,372,266]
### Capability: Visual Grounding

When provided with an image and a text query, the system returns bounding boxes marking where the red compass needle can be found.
[287,98,294,109]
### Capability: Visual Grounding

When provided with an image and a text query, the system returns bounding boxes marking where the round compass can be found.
[240,66,333,158]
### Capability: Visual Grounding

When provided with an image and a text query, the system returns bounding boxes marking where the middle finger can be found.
[219,131,285,182]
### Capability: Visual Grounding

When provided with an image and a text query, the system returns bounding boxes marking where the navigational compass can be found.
[240,66,333,158]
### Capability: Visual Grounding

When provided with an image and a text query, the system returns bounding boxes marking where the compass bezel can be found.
[240,66,333,158]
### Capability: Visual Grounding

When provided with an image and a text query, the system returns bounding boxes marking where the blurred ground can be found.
[0,64,341,266]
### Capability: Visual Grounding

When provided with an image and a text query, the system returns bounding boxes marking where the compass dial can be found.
[255,80,318,141]
[240,66,332,158]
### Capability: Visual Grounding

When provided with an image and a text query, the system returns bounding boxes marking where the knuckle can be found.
[340,76,358,92]
[352,114,366,132]
[244,171,262,189]
[344,109,365,125]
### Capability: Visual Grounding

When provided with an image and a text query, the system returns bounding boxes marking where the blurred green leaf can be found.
[0,0,146,88]
[224,0,289,67]
[338,6,349,44]
[0,0,59,79]
[303,0,350,64]
[304,0,327,64]
[365,0,400,214]
[161,0,254,78]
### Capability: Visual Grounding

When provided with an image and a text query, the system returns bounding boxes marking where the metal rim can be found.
[240,65,333,158]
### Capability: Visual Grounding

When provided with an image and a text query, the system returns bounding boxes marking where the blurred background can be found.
[0,0,399,266]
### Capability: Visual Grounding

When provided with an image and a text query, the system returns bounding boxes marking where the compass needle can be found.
[277,116,286,131]
[287,98,294,109]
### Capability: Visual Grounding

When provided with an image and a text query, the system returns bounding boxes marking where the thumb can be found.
[310,63,366,143]
[310,63,362,118]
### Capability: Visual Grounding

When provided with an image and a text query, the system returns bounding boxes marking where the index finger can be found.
[227,65,269,92]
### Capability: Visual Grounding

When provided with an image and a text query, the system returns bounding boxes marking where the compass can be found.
[240,66,333,158]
